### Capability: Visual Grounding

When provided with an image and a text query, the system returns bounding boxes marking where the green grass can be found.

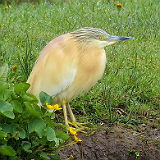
[0,0,160,125]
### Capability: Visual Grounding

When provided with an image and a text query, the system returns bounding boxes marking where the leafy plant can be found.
[0,64,69,159]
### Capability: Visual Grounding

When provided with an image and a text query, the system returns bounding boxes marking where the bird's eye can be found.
[99,35,105,40]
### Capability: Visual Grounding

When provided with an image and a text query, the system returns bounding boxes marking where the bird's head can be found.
[71,27,134,48]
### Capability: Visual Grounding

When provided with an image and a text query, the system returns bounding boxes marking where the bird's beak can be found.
[104,35,134,45]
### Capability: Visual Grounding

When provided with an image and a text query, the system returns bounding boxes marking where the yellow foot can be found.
[68,127,82,143]
[68,121,88,133]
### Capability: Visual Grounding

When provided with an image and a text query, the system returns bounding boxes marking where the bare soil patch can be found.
[59,125,160,160]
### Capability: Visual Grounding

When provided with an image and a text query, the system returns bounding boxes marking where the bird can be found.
[27,27,133,132]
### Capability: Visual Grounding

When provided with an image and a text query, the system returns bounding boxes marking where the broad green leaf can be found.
[1,124,22,138]
[0,100,15,119]
[0,63,8,81]
[22,93,38,103]
[11,100,23,113]
[1,124,23,140]
[1,124,17,133]
[1,90,12,101]
[39,91,53,106]
[55,130,70,141]
[14,83,30,95]
[28,118,46,138]
[24,102,42,118]
[19,128,26,139]
[1,124,13,133]
[0,145,16,156]
[46,127,57,142]
[21,141,32,153]
[0,130,7,138]
[0,82,11,101]
[0,81,8,91]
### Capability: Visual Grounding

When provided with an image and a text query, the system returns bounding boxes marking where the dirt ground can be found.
[59,124,160,160]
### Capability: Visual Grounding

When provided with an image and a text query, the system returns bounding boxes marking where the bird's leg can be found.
[62,100,87,133]
[67,102,76,122]
[62,99,69,130]
[67,103,88,131]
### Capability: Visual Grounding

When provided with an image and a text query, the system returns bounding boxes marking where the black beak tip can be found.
[120,36,134,41]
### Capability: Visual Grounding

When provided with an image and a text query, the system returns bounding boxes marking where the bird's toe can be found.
[68,121,88,134]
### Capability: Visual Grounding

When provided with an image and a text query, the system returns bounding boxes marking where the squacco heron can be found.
[27,27,133,131]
